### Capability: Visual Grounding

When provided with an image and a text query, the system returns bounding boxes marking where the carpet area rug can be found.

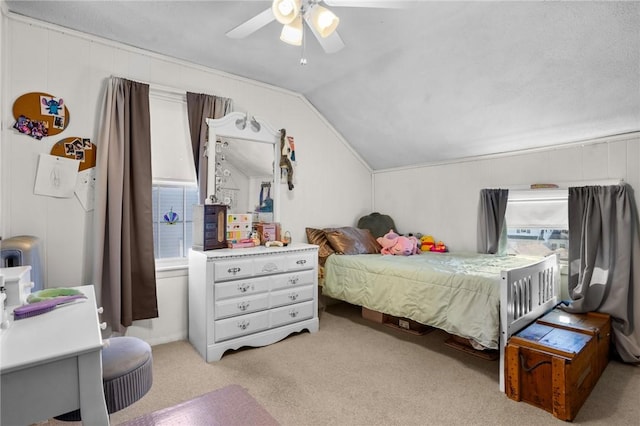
[118,384,279,426]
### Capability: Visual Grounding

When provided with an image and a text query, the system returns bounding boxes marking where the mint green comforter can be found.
[322,252,542,349]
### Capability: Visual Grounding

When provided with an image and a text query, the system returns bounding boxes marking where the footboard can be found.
[499,254,559,392]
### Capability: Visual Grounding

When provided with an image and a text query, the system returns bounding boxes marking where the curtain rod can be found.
[110,75,187,96]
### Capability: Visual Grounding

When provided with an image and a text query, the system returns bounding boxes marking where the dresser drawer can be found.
[270,270,315,291]
[270,285,314,308]
[215,276,269,300]
[214,258,254,281]
[214,310,270,342]
[271,300,314,328]
[285,251,316,271]
[214,293,270,319]
[253,255,287,276]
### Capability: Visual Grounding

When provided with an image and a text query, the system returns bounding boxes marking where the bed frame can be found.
[499,254,559,391]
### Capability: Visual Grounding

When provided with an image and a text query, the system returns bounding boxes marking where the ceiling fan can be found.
[226,0,402,58]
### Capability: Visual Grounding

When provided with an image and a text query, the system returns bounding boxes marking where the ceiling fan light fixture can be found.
[272,0,301,25]
[280,15,303,46]
[310,5,339,38]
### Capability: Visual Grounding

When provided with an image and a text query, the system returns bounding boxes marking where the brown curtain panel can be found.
[564,184,640,363]
[94,77,158,333]
[186,92,233,204]
[477,188,509,254]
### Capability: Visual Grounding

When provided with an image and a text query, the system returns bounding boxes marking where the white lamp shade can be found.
[310,5,339,38]
[280,16,303,46]
[272,0,301,25]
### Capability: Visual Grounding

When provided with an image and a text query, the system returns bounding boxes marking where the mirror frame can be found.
[206,112,281,222]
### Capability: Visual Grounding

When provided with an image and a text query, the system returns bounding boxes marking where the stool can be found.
[56,336,153,421]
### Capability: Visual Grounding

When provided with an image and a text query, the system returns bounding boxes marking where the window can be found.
[152,185,198,259]
[505,189,569,261]
[149,88,197,260]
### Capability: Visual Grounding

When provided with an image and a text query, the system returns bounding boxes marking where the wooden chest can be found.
[536,309,611,378]
[506,323,598,421]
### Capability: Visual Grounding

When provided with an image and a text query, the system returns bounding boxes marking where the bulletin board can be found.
[50,137,96,171]
[12,92,70,137]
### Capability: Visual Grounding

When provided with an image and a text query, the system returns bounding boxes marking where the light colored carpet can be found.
[43,302,639,425]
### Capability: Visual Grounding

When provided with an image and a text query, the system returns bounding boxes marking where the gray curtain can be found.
[564,184,640,363]
[94,77,158,333]
[477,188,509,254]
[186,92,233,204]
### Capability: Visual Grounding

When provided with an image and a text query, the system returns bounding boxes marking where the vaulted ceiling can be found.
[6,1,640,170]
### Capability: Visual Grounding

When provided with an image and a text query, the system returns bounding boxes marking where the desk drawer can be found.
[214,311,269,342]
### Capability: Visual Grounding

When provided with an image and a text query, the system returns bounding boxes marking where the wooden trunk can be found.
[536,309,611,378]
[506,323,598,421]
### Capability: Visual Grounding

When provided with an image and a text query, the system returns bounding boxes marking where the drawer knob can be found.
[288,276,299,285]
[237,301,250,311]
[237,320,250,330]
[228,267,242,275]
[296,259,307,265]
[97,306,104,314]
[289,293,299,301]
[237,283,251,293]
[289,310,299,318]
[100,322,107,330]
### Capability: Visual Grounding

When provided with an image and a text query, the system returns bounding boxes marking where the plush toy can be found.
[377,229,419,256]
[420,235,435,251]
[420,235,448,253]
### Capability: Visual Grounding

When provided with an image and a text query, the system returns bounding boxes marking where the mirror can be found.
[206,112,281,223]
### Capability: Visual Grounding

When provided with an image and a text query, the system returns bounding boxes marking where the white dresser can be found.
[188,243,319,362]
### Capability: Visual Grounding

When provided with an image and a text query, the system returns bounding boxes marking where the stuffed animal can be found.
[420,235,435,251]
[377,229,419,256]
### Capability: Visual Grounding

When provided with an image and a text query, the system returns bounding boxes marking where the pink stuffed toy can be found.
[377,229,419,256]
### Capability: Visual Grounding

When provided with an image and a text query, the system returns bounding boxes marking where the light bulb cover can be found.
[272,0,301,25]
[310,5,339,38]
[280,16,303,46]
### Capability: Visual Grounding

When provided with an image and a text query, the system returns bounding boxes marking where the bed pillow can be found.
[305,227,336,266]
[324,226,381,255]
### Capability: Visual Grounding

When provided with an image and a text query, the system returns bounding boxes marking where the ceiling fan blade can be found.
[304,16,345,54]
[226,8,275,39]
[323,0,407,8]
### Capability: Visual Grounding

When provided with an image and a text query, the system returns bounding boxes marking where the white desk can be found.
[1,285,109,425]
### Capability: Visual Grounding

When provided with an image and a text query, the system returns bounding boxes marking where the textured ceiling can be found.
[6,1,640,170]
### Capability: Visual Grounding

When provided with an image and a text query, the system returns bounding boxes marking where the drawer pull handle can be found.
[237,320,250,330]
[237,283,251,293]
[288,277,299,285]
[237,301,250,311]
[289,293,299,301]
[228,267,241,275]
[289,310,299,318]
[296,259,307,265]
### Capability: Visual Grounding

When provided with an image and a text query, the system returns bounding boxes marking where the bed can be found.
[307,222,559,391]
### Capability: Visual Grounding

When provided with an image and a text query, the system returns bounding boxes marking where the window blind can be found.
[505,189,568,229]
[149,90,197,186]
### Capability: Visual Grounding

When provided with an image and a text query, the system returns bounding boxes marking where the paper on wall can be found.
[75,168,96,211]
[33,154,80,198]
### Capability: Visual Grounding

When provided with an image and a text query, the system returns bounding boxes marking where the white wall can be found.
[1,14,372,343]
[374,135,640,252]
